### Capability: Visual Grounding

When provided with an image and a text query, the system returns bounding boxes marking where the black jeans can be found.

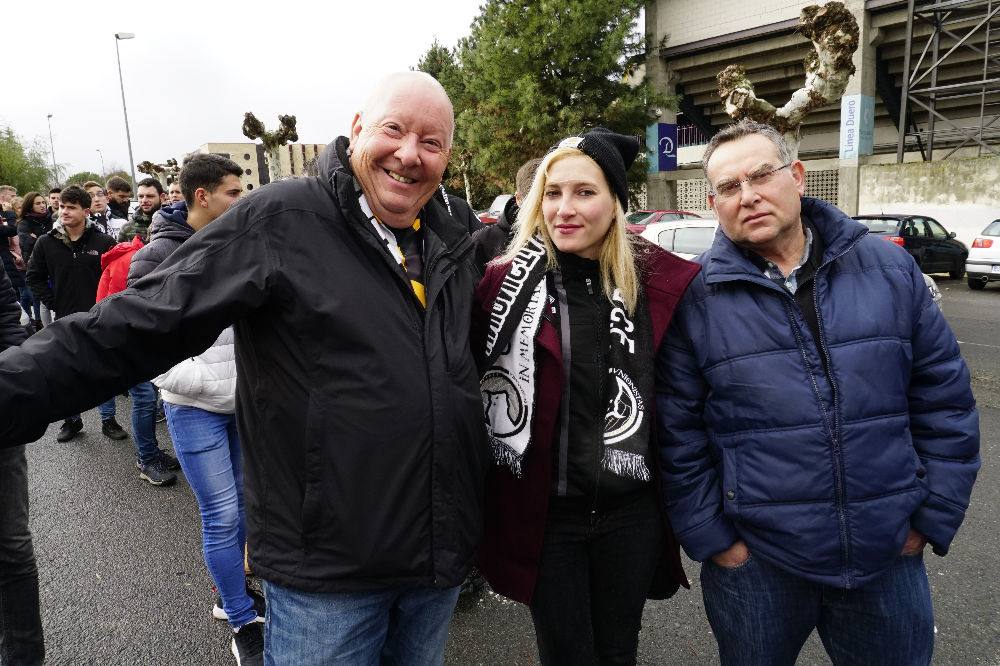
[530,489,664,666]
[0,445,44,665]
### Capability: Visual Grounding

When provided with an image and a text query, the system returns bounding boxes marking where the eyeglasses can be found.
[710,163,792,200]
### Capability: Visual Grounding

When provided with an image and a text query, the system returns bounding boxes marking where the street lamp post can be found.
[114,32,137,193]
[46,114,58,185]
[96,148,105,178]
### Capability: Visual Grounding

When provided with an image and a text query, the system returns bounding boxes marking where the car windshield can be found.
[626,212,655,226]
[673,227,717,255]
[856,218,898,234]
[982,220,1000,236]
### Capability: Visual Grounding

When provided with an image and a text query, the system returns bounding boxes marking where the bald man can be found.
[0,72,487,664]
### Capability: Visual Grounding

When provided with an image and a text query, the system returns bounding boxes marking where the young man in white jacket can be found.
[125,154,263,665]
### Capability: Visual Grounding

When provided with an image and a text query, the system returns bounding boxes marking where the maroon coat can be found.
[472,242,701,604]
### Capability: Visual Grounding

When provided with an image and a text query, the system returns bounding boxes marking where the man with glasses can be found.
[656,119,980,665]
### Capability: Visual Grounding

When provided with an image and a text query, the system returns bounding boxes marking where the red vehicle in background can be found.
[477,195,513,225]
[625,209,702,234]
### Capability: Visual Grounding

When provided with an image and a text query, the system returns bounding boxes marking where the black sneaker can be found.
[213,587,266,622]
[231,621,264,666]
[56,419,84,442]
[101,418,129,440]
[135,448,181,472]
[138,459,177,486]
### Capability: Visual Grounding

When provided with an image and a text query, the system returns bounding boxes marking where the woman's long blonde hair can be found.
[498,146,641,314]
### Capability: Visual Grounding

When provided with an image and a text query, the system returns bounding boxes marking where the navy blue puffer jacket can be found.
[656,197,980,589]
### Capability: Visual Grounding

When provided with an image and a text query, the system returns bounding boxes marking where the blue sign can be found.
[646,123,677,173]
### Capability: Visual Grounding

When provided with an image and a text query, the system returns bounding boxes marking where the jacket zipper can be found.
[586,276,604,516]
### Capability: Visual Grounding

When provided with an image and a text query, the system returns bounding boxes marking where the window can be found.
[857,218,898,234]
[244,153,251,161]
[246,184,253,190]
[983,220,1000,236]
[925,219,950,239]
[245,169,252,176]
[900,219,920,237]
[657,229,674,250]
[672,227,716,255]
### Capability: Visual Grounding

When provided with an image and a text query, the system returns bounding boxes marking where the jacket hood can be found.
[701,196,868,284]
[100,236,145,270]
[149,201,194,243]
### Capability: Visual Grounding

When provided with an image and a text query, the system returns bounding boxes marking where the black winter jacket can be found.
[0,269,27,350]
[471,197,518,275]
[127,202,193,286]
[0,137,490,593]
[25,223,115,316]
[17,214,51,265]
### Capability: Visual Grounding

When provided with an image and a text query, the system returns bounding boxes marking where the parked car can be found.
[852,214,968,278]
[965,219,1000,290]
[477,194,513,225]
[639,218,718,259]
[625,209,702,234]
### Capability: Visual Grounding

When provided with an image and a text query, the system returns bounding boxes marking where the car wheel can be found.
[968,277,986,290]
[950,266,965,280]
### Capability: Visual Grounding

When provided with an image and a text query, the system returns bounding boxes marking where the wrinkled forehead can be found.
[363,82,454,140]
[706,134,783,181]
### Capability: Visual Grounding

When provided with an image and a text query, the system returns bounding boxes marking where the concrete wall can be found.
[858,156,1000,245]
[654,0,806,47]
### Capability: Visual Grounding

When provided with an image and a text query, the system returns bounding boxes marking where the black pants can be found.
[0,445,44,665]
[530,490,664,666]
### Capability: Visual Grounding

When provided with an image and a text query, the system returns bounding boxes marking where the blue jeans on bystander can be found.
[98,381,158,465]
[700,550,934,666]
[164,403,256,629]
[262,581,460,665]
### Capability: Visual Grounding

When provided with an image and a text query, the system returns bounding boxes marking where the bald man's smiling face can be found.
[349,79,453,229]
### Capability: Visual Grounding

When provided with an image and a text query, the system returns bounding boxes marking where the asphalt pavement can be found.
[23,277,1000,665]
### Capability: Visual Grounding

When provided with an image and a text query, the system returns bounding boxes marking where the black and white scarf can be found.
[481,237,654,481]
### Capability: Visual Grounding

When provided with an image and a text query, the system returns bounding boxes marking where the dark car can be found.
[853,214,968,279]
[625,209,702,234]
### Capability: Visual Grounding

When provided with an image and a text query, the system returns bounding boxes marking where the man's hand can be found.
[901,529,927,555]
[711,540,750,568]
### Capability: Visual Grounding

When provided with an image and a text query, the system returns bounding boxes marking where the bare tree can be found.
[242,113,298,184]
[716,2,859,156]
[137,158,180,188]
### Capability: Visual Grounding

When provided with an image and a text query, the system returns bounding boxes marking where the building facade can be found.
[192,142,327,192]
[645,0,999,227]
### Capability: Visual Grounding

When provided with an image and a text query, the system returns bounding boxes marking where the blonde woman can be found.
[472,128,700,664]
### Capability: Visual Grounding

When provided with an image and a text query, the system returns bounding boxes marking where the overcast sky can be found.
[2,0,482,180]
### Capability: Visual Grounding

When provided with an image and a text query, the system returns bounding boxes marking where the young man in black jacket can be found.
[25,186,116,442]
[0,72,487,665]
[0,267,43,666]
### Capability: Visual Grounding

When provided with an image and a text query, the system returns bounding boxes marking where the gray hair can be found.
[701,119,793,181]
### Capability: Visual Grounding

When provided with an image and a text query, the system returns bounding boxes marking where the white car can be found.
[639,218,719,259]
[965,219,1000,290]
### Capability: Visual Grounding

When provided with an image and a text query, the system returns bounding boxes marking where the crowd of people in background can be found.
[0,70,982,666]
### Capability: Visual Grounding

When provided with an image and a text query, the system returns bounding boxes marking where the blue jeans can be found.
[98,381,158,465]
[164,403,255,628]
[262,582,460,665]
[700,551,934,666]
[18,286,39,321]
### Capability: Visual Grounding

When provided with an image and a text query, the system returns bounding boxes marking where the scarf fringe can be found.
[602,448,651,482]
[492,438,525,478]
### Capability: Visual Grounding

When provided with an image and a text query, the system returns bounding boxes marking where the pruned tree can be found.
[242,113,298,184]
[717,1,859,156]
[137,158,180,188]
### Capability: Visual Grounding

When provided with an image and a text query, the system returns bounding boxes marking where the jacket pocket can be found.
[298,391,329,554]
[720,446,741,519]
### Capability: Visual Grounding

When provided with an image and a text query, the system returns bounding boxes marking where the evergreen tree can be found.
[416,0,669,207]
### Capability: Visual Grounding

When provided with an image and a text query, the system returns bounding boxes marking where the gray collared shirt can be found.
[763,225,814,295]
